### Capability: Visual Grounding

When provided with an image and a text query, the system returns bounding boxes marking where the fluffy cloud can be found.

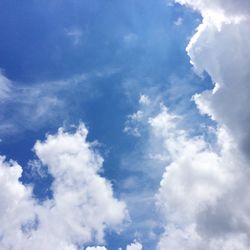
[0,124,127,250]
[176,0,250,24]
[176,0,250,158]
[153,106,250,250]
[156,1,250,249]
[84,241,143,250]
[0,156,36,248]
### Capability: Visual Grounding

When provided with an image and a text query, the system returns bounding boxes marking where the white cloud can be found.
[0,124,127,250]
[123,94,160,137]
[176,0,250,26]
[174,17,183,26]
[151,106,250,250]
[175,0,250,161]
[66,28,83,46]
[126,241,143,250]
[0,73,89,136]
[139,94,151,106]
[188,20,250,158]
[124,97,147,137]
[0,156,36,248]
[0,72,11,101]
[85,247,108,250]
[154,1,250,249]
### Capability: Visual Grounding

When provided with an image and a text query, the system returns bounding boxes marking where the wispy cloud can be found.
[174,17,183,26]
[0,71,12,101]
[65,27,83,46]
[0,73,92,136]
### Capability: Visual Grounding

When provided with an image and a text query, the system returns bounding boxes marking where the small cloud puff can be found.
[126,241,143,250]
[174,17,183,26]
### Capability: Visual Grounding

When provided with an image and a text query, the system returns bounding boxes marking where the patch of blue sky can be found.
[0,0,214,249]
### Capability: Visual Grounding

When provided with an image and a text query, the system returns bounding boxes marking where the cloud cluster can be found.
[155,0,250,249]
[176,0,250,157]
[0,124,127,250]
[151,106,250,249]
[182,1,250,158]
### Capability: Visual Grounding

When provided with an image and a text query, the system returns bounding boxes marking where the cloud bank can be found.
[156,0,250,249]
[0,124,127,250]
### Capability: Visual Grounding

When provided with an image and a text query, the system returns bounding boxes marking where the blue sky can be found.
[0,1,207,249]
[1,1,250,250]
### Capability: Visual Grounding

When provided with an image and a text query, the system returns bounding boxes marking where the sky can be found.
[1,0,250,249]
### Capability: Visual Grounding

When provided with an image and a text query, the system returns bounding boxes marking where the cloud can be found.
[66,28,83,46]
[176,0,250,25]
[0,72,11,101]
[139,94,151,106]
[123,95,151,137]
[0,73,89,136]
[126,241,143,250]
[174,17,183,26]
[0,67,121,138]
[186,13,250,158]
[151,106,250,250]
[0,124,127,250]
[154,1,250,249]
[85,247,107,250]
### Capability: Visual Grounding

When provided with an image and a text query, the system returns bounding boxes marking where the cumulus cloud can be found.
[176,0,250,156]
[186,11,250,158]
[176,0,250,24]
[0,124,127,250]
[151,105,250,250]
[155,1,250,249]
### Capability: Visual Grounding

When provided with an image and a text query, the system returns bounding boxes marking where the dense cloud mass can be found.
[0,124,127,250]
[153,107,250,249]
[156,0,250,249]
[180,0,250,158]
